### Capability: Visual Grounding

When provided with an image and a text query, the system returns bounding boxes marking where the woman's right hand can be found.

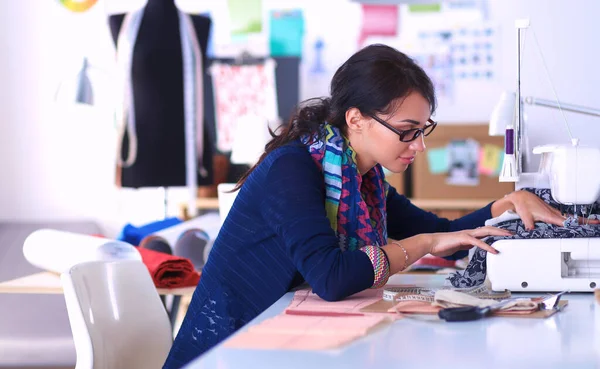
[427,226,513,258]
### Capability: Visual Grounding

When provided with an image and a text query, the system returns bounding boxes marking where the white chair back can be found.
[61,260,172,369]
[217,183,239,224]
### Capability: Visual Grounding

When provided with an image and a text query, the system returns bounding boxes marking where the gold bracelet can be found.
[391,241,409,271]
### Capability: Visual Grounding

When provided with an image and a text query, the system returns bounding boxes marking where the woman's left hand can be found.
[491,190,600,230]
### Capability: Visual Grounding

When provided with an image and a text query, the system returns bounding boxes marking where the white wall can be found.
[0,0,598,236]
[488,0,600,170]
[0,0,183,237]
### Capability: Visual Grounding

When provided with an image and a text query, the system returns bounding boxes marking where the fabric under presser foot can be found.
[448,188,600,288]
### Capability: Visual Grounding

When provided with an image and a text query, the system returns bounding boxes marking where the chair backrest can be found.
[217,183,239,224]
[61,260,172,369]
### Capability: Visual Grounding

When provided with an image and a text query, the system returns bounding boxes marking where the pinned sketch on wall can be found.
[358,4,399,47]
[446,139,480,186]
[407,22,498,100]
[269,9,305,57]
[451,25,497,81]
[227,0,263,36]
[411,36,454,99]
[210,59,278,153]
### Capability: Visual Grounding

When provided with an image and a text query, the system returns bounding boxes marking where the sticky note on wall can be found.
[479,144,503,176]
[426,147,449,174]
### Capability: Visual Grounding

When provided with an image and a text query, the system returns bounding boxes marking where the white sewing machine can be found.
[486,19,600,292]
[487,144,600,292]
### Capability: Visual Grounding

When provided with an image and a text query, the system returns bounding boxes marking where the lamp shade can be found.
[489,91,516,136]
[55,57,94,106]
[74,57,94,105]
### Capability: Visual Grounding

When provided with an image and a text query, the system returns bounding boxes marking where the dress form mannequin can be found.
[108,0,214,188]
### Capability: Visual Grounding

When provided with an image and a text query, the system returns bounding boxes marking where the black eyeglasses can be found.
[370,115,437,142]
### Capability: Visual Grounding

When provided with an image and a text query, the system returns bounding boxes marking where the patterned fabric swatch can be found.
[448,188,600,288]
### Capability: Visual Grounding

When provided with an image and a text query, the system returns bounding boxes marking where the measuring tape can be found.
[383,285,511,302]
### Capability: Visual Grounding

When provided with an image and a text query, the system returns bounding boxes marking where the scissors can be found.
[438,291,569,322]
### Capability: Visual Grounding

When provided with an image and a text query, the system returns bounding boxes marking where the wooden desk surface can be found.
[0,272,195,296]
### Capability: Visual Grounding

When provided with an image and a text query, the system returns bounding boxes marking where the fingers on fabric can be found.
[521,212,535,231]
[466,235,498,254]
[545,212,568,227]
[469,226,512,238]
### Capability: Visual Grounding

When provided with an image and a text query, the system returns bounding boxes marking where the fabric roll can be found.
[23,229,141,274]
[136,247,200,288]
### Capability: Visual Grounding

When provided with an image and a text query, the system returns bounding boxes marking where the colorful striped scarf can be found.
[305,124,389,251]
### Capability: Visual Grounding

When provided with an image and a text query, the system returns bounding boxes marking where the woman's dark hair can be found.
[233,43,436,191]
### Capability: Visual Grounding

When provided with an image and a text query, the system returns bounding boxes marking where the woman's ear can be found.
[345,107,367,134]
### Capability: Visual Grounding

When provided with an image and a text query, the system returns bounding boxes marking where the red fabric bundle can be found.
[413,255,457,268]
[136,247,201,288]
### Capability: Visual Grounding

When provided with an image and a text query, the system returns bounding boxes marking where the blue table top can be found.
[183,274,600,369]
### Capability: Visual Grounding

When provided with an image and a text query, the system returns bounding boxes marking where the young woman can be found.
[163,44,567,369]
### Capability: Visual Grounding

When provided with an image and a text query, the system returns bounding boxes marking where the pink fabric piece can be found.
[225,288,400,351]
[287,288,383,313]
[225,314,388,350]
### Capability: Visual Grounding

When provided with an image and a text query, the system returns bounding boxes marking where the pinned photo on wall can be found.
[358,4,399,47]
[269,9,305,57]
[446,139,480,186]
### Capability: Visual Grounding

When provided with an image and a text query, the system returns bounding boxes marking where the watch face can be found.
[58,0,98,13]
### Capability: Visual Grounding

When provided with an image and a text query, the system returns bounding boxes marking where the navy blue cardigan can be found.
[163,143,493,369]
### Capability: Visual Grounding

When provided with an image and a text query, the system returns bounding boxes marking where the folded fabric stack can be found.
[136,247,200,288]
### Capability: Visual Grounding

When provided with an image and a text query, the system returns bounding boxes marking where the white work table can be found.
[183,274,600,369]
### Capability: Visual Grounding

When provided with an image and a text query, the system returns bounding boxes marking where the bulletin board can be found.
[386,172,405,195]
[412,124,514,199]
